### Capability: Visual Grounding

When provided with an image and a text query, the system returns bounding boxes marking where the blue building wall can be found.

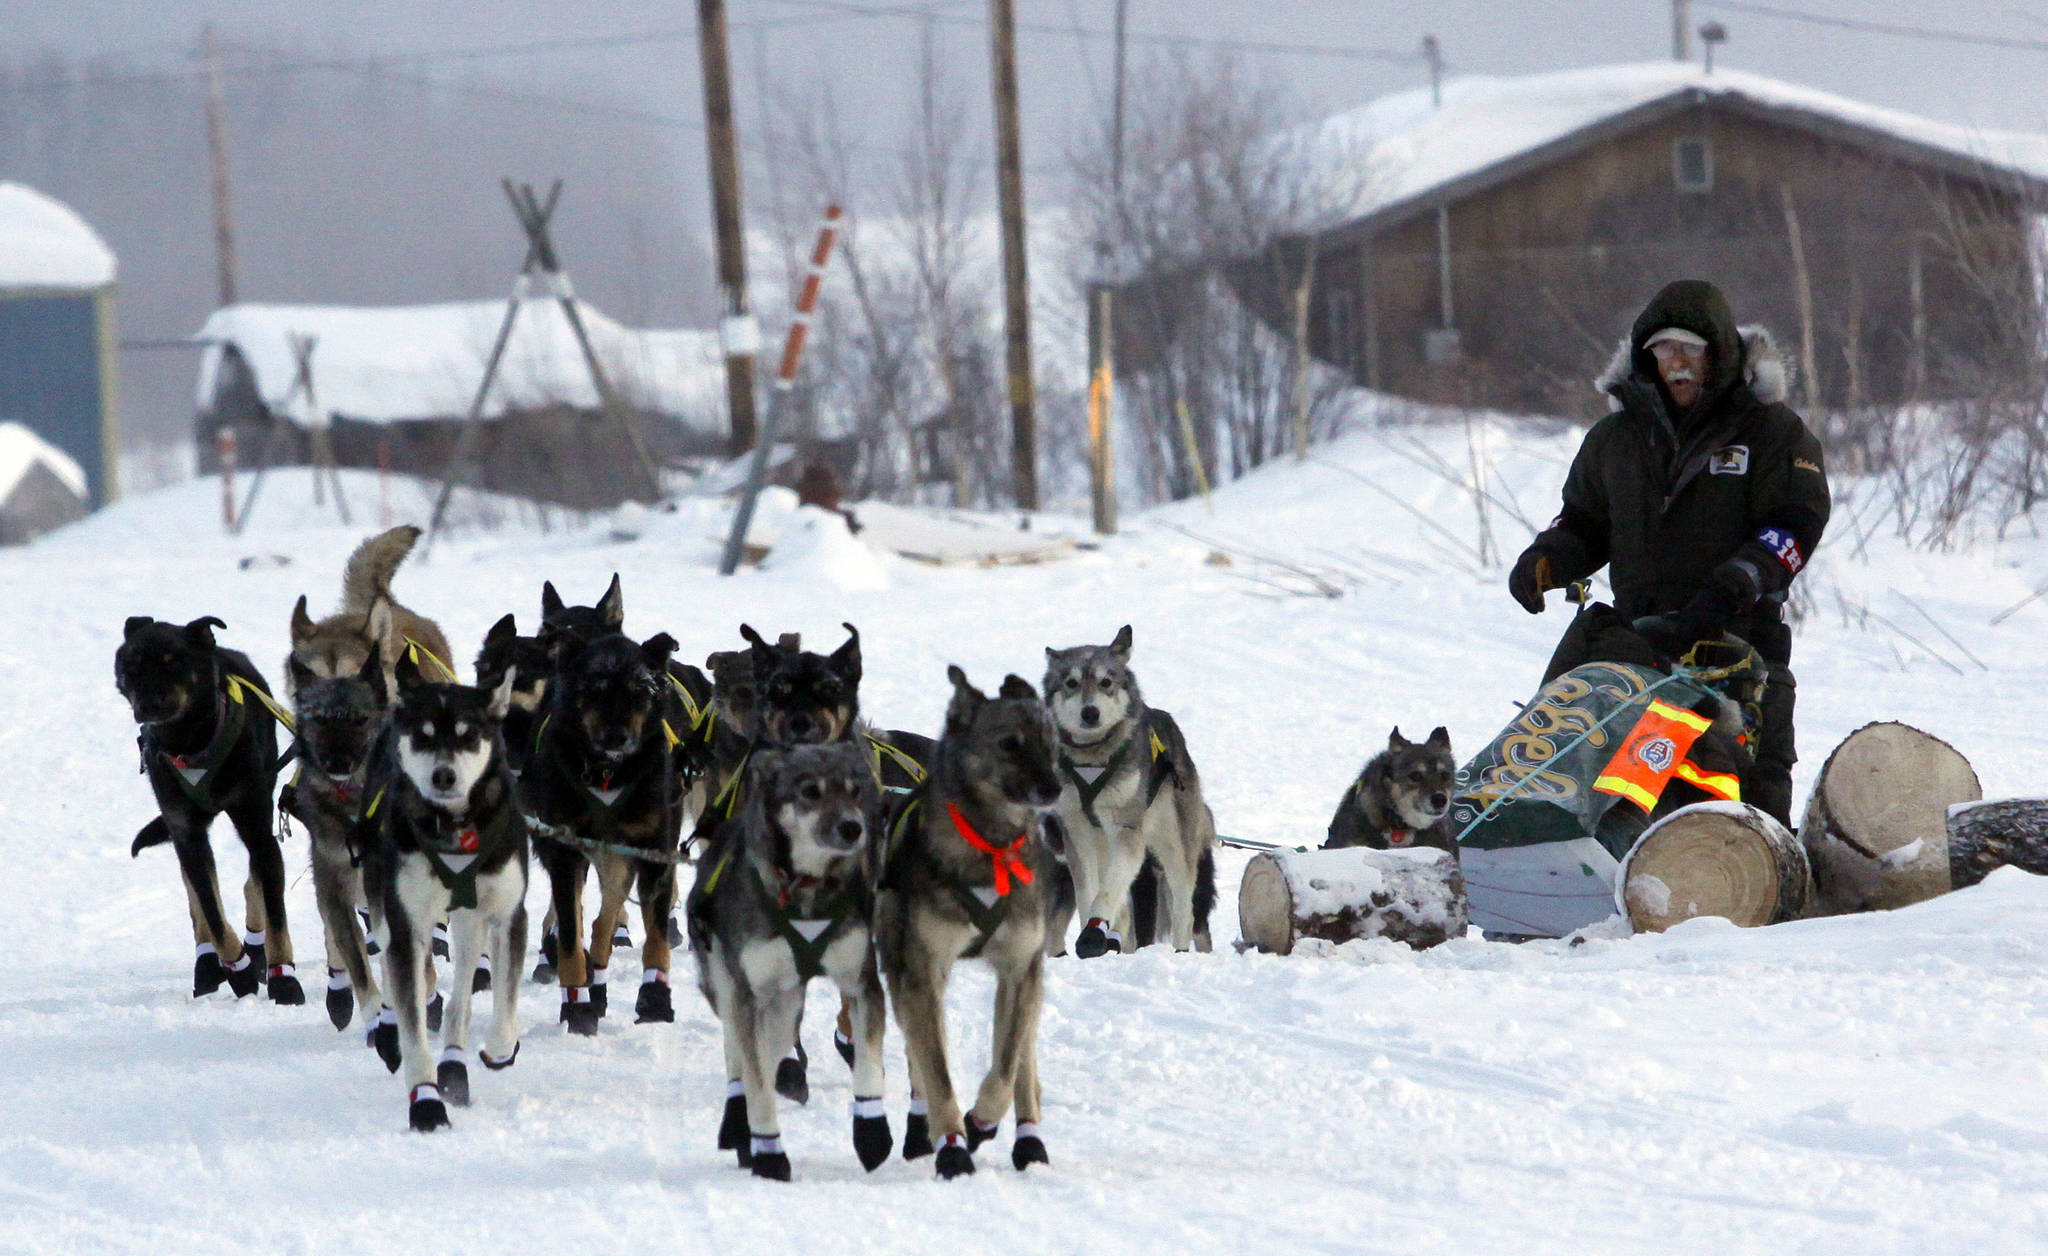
[0,293,109,504]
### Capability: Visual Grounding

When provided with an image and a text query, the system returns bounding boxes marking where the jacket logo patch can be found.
[1757,525,1804,575]
[1794,458,1820,473]
[1709,446,1750,476]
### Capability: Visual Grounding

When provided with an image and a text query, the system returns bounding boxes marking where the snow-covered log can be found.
[1947,799,2048,889]
[1618,802,1811,931]
[1802,722,1979,913]
[1237,847,1466,954]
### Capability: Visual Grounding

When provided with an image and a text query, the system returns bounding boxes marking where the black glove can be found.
[1508,546,1555,614]
[1672,561,1759,646]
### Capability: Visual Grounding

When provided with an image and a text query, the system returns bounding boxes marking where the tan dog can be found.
[287,525,455,698]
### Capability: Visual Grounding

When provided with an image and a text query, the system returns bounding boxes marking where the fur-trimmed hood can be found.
[1594,323,1793,411]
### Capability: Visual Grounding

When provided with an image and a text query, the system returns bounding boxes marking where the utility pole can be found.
[989,0,1039,511]
[1673,0,1693,61]
[697,0,760,456]
[201,25,238,307]
[1422,34,1443,107]
[1084,0,1127,536]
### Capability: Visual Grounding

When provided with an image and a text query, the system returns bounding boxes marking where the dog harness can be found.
[141,672,288,811]
[1057,712,1178,828]
[747,861,866,982]
[371,788,519,910]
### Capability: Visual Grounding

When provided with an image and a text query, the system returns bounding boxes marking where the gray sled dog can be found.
[287,525,456,699]
[282,647,389,1033]
[367,651,528,1132]
[687,744,892,1181]
[1042,626,1217,957]
[875,667,1062,1179]
[1324,727,1458,855]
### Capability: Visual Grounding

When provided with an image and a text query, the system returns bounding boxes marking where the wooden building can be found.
[0,183,119,505]
[1157,64,2048,416]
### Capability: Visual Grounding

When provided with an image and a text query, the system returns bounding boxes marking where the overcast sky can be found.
[13,0,2048,237]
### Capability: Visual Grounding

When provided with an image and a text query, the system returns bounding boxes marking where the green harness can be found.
[367,787,520,911]
[143,674,280,811]
[880,791,1013,960]
[693,844,867,981]
[1057,713,1178,828]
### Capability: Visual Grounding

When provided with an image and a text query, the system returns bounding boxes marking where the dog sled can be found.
[1452,640,1760,939]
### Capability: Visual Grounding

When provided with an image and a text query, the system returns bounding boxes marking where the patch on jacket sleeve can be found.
[1794,457,1820,473]
[1708,445,1750,476]
[1756,525,1804,574]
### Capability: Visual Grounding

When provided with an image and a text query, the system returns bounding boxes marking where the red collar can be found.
[1387,828,1412,847]
[945,802,1035,897]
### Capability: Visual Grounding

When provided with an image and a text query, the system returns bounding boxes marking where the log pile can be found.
[1801,722,1979,913]
[1617,803,1811,932]
[1947,799,2048,889]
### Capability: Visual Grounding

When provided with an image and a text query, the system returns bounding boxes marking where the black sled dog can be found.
[118,615,301,1003]
[875,667,1062,1179]
[365,652,528,1131]
[1324,727,1459,856]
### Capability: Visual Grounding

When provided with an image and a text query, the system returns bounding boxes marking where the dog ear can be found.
[185,616,226,646]
[359,643,388,705]
[597,574,625,630]
[1388,726,1409,749]
[1110,625,1134,661]
[831,623,862,687]
[740,624,778,672]
[485,613,516,647]
[290,595,315,645]
[1426,725,1450,750]
[394,645,424,694]
[641,632,677,673]
[124,615,153,640]
[540,581,564,620]
[487,670,515,722]
[998,674,1037,701]
[945,665,985,730]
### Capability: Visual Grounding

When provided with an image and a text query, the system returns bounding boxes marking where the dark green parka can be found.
[1532,280,1830,640]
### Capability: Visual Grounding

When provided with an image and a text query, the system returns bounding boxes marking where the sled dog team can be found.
[122,526,1449,1180]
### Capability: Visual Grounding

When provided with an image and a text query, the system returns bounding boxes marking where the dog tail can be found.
[341,525,421,615]
[1193,845,1216,932]
[131,816,170,857]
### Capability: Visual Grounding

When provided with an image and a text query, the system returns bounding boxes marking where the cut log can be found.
[1947,799,2048,889]
[1801,722,1979,913]
[1617,802,1811,932]
[1237,847,1466,954]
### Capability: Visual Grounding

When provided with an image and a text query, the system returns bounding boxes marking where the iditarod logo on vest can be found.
[1709,445,1750,475]
[1630,733,1678,774]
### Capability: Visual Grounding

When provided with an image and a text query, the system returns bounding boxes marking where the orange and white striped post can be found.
[719,204,842,576]
[217,426,238,532]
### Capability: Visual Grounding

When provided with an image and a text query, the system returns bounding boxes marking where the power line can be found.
[1699,1,2048,54]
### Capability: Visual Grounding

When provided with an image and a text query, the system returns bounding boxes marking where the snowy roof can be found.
[0,421,87,501]
[0,182,117,291]
[193,297,726,429]
[1306,62,2048,233]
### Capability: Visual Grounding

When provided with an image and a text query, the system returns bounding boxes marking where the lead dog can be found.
[1042,626,1217,957]
[875,666,1061,1178]
[118,615,299,1003]
[367,652,527,1131]
[687,744,892,1180]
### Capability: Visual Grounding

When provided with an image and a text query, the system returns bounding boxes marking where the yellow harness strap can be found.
[364,785,387,820]
[666,673,710,731]
[403,636,461,683]
[225,674,298,733]
[865,733,928,784]
[701,846,734,897]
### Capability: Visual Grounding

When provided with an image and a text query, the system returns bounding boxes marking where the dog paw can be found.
[902,1112,934,1160]
[266,966,304,1005]
[560,993,599,1036]
[1074,919,1122,959]
[1012,1134,1049,1171]
[192,951,227,998]
[666,914,683,948]
[966,1113,1000,1152]
[633,978,674,1024]
[531,959,556,985]
[431,925,450,961]
[470,963,492,994]
[408,1085,449,1133]
[717,1090,748,1153]
[833,1028,855,1068]
[480,1041,519,1071]
[852,1101,892,1172]
[588,982,608,1019]
[748,1143,791,1182]
[243,940,267,976]
[325,980,354,1031]
[437,1060,470,1107]
[934,1136,975,1180]
[225,956,262,998]
[611,921,632,949]
[425,991,445,1033]
[370,1020,401,1073]
[774,1044,809,1106]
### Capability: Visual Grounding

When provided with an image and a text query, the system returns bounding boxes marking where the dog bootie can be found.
[748,1134,790,1182]
[774,1042,809,1105]
[480,1041,520,1071]
[966,1113,1000,1152]
[611,920,632,950]
[242,931,267,978]
[267,964,305,1005]
[935,1133,975,1180]
[357,909,380,958]
[369,1008,401,1073]
[560,987,599,1036]
[851,1097,893,1172]
[325,969,354,1031]
[833,1027,855,1068]
[1012,1122,1050,1171]
[471,954,492,994]
[437,1051,470,1107]
[225,953,262,998]
[431,923,450,961]
[666,914,683,948]
[531,930,558,985]
[634,971,673,1024]
[717,1082,748,1158]
[588,968,609,1019]
[1074,918,1123,959]
[408,1083,449,1133]
[425,990,445,1034]
[903,1101,934,1160]
[193,946,226,998]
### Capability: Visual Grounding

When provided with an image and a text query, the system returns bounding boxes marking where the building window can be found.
[1674,137,1712,192]
[1323,289,1357,374]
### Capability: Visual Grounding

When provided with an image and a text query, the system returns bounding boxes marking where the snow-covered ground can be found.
[5,422,2047,1254]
